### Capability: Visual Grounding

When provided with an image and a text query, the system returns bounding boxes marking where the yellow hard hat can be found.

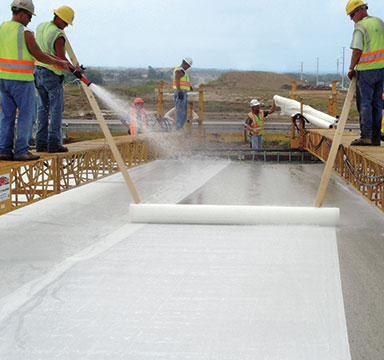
[53,5,74,25]
[346,0,368,16]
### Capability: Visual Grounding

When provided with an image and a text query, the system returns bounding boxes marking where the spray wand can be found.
[68,64,92,86]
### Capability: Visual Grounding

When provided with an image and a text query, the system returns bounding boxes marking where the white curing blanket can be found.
[274,95,337,129]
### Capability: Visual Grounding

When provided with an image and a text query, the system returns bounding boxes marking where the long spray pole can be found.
[63,36,141,204]
[314,76,356,207]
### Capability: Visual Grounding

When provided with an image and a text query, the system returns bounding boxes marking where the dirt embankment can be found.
[207,71,307,91]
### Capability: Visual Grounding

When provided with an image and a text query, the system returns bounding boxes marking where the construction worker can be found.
[34,6,75,153]
[245,99,276,149]
[121,98,147,135]
[173,57,193,130]
[346,0,384,146]
[0,0,70,161]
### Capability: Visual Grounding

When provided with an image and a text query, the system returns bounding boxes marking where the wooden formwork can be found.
[0,133,187,215]
[305,129,384,212]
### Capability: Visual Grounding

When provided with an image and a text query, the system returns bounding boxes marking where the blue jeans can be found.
[35,67,64,151]
[356,68,384,143]
[174,90,188,130]
[250,134,263,149]
[0,79,35,158]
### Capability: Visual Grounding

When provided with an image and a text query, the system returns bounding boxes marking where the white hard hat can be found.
[183,57,193,66]
[10,0,36,15]
[250,99,260,107]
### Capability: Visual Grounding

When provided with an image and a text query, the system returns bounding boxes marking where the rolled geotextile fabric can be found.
[273,95,337,128]
[129,204,340,226]
[303,114,333,129]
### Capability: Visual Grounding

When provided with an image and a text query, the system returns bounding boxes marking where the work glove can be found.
[178,91,184,100]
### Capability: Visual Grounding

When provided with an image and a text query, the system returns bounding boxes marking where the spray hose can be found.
[68,64,91,86]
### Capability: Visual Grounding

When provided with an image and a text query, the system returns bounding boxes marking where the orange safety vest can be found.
[248,111,265,135]
[129,108,146,135]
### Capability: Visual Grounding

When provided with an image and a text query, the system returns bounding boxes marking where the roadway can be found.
[0,159,382,359]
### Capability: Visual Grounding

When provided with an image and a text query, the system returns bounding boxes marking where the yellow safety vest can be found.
[129,108,146,135]
[172,66,191,90]
[248,111,265,135]
[35,21,64,76]
[355,17,384,71]
[0,21,35,81]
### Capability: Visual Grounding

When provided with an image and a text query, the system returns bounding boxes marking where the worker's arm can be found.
[245,118,253,132]
[54,36,70,62]
[175,70,185,100]
[24,30,70,70]
[348,48,362,80]
[268,100,276,115]
[175,70,183,91]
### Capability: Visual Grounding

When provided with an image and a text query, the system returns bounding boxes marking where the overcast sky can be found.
[13,0,384,73]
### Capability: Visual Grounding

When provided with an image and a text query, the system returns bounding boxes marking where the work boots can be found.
[350,138,372,146]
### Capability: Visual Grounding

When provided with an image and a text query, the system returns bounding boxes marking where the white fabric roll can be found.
[129,204,340,226]
[273,95,337,128]
[302,114,333,129]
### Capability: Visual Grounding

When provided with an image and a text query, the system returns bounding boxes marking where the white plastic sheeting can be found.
[273,95,337,129]
[0,160,351,360]
[129,203,340,226]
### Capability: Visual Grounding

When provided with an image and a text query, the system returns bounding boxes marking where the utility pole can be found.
[341,47,345,89]
[300,62,303,81]
[316,57,319,86]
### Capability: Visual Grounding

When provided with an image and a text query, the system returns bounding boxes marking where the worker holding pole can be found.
[346,0,384,146]
[173,57,193,130]
[0,0,71,161]
[34,5,76,153]
[245,99,276,149]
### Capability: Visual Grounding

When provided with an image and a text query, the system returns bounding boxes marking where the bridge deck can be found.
[306,129,384,213]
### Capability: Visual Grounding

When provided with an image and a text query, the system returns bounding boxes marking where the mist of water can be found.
[88,84,191,158]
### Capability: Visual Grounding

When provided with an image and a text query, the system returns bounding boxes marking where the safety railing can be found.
[305,130,384,213]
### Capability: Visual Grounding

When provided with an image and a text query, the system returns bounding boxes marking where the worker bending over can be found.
[245,99,276,149]
[173,57,193,130]
[35,5,75,153]
[346,0,384,146]
[0,0,70,161]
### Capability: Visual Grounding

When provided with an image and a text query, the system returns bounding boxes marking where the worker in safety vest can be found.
[346,0,384,146]
[0,0,70,161]
[173,57,193,130]
[35,5,75,153]
[245,99,276,149]
[121,98,147,135]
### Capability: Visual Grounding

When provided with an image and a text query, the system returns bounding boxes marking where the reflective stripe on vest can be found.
[35,21,64,75]
[248,111,265,135]
[382,111,384,133]
[0,21,35,81]
[129,108,146,135]
[172,66,191,90]
[355,17,384,71]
